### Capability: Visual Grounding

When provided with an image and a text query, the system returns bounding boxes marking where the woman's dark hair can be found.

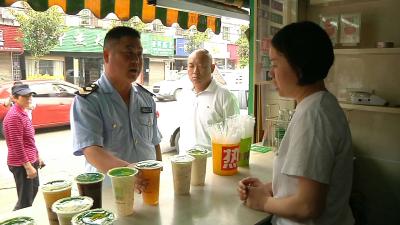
[104,26,141,48]
[271,21,334,85]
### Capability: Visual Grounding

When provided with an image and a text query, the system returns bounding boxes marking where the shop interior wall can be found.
[306,0,400,224]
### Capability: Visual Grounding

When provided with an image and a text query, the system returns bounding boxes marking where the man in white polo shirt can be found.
[178,49,239,154]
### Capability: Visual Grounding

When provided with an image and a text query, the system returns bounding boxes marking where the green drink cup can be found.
[107,167,138,216]
[71,208,116,225]
[238,137,252,167]
[0,216,36,225]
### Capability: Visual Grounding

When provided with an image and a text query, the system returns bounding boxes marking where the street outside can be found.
[0,100,180,215]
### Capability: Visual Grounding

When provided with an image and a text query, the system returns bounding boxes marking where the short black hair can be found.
[271,21,334,85]
[104,26,141,49]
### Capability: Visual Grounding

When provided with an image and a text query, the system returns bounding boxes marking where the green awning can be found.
[0,0,221,34]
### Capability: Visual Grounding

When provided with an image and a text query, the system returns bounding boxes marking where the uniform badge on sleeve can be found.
[75,83,98,98]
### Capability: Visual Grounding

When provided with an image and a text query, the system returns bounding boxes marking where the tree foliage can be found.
[235,25,249,68]
[11,5,65,59]
[183,27,211,54]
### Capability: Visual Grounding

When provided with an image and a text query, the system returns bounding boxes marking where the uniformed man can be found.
[71,26,162,186]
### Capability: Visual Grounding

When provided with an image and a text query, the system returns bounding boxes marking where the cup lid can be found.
[75,172,105,184]
[134,160,163,169]
[41,180,72,192]
[52,196,93,214]
[71,208,116,225]
[170,155,195,163]
[187,148,209,156]
[0,217,35,225]
[107,167,138,177]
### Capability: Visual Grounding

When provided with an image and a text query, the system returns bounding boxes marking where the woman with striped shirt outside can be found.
[3,83,45,210]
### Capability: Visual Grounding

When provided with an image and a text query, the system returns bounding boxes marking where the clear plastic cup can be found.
[171,155,195,195]
[134,160,163,205]
[0,216,36,225]
[51,196,93,225]
[187,148,209,186]
[71,208,116,225]
[107,167,138,216]
[75,172,104,209]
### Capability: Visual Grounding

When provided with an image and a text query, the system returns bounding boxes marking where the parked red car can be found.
[0,80,79,137]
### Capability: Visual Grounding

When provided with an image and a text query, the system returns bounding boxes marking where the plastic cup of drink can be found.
[187,148,209,186]
[75,172,105,209]
[171,155,195,195]
[133,160,163,205]
[238,137,252,167]
[71,208,116,225]
[51,196,93,225]
[212,142,240,176]
[107,167,138,216]
[41,180,72,225]
[0,216,36,225]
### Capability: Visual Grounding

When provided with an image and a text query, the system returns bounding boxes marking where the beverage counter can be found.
[0,151,274,225]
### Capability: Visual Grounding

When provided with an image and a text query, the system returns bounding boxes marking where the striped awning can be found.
[0,0,221,34]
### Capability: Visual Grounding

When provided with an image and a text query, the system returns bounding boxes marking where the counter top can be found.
[0,152,274,225]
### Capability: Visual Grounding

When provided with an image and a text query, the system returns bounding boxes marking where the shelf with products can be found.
[339,102,400,114]
[334,47,400,55]
[254,80,273,85]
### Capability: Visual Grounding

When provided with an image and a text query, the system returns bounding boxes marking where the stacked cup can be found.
[41,180,72,225]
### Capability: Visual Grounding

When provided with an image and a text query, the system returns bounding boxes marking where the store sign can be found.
[52,27,106,53]
[142,33,174,56]
[176,38,189,56]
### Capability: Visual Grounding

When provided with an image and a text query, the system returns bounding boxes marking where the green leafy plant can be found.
[11,4,65,75]
[235,25,249,68]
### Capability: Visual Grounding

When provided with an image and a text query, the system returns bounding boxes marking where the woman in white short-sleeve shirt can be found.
[237,21,354,225]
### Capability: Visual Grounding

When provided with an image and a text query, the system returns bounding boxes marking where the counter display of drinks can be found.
[0,151,274,225]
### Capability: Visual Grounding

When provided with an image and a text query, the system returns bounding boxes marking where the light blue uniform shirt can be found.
[71,75,162,184]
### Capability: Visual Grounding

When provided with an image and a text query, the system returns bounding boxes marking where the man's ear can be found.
[211,64,216,73]
[103,49,109,63]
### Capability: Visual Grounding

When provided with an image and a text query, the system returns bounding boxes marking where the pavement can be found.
[0,126,176,216]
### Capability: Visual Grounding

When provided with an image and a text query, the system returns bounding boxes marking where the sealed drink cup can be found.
[187,148,209,186]
[41,180,72,225]
[0,216,36,225]
[71,208,116,225]
[75,172,105,209]
[107,167,138,216]
[133,160,163,205]
[212,142,240,176]
[238,137,252,167]
[51,196,93,225]
[171,155,195,195]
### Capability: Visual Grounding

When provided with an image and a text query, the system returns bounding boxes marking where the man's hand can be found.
[134,170,149,194]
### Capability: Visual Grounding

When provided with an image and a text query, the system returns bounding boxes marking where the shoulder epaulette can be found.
[75,83,98,98]
[135,83,155,97]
